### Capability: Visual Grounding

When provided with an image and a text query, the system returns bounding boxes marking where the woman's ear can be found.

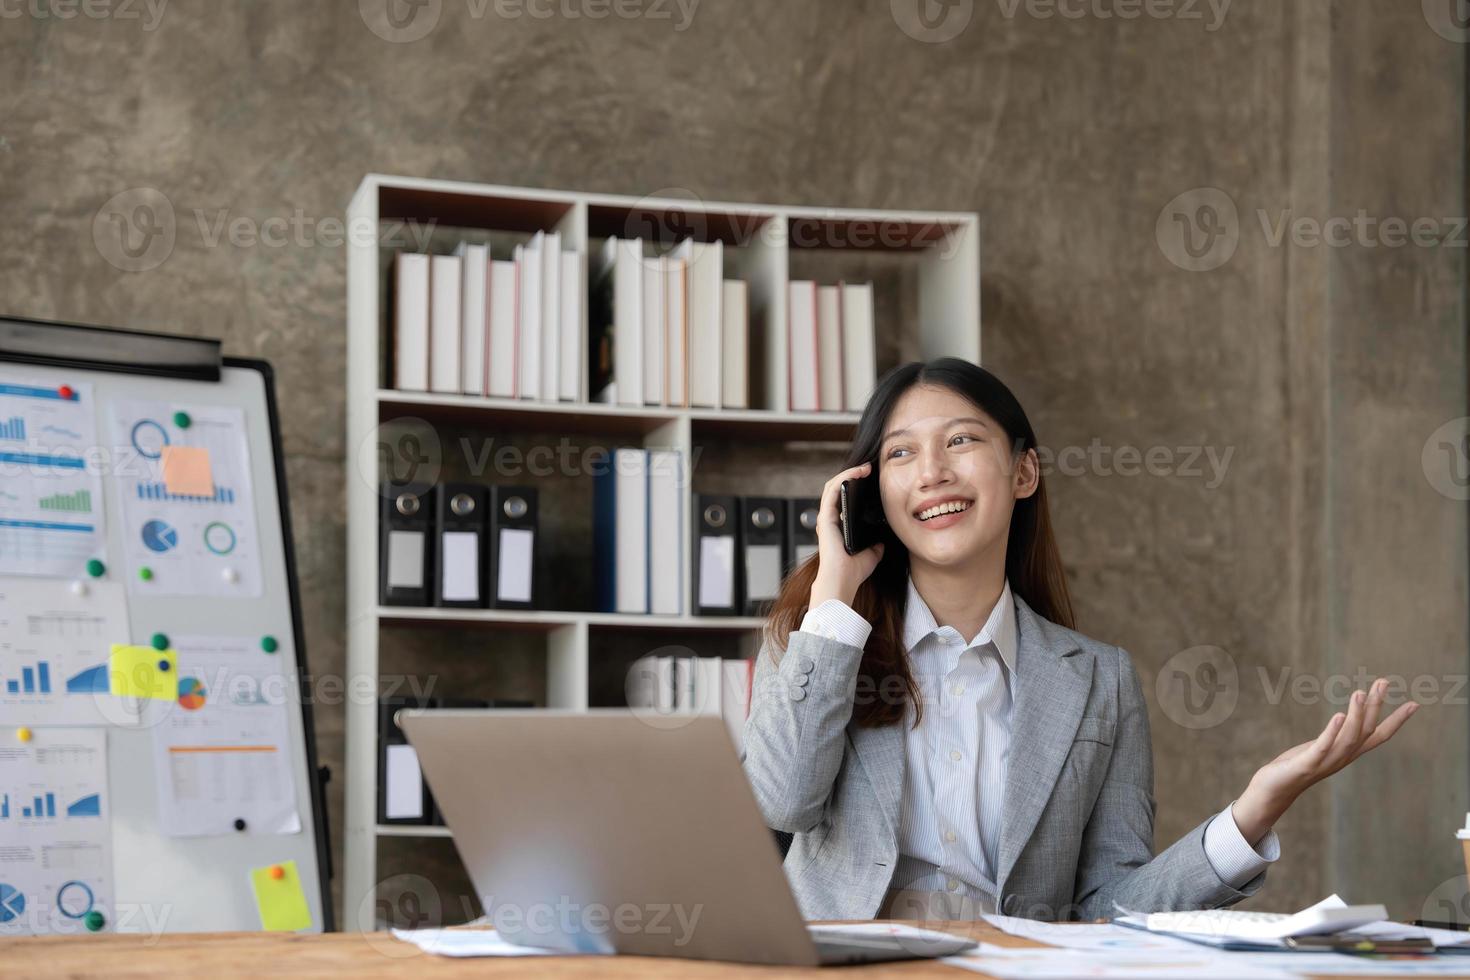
[1013,447,1040,499]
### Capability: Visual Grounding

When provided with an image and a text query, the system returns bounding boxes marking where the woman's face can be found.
[876,384,1037,571]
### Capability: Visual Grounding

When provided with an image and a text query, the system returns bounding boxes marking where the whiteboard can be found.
[0,346,330,934]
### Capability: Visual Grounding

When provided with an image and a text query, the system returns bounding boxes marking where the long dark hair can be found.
[763,357,1074,728]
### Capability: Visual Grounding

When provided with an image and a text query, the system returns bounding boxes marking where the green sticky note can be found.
[108,644,178,700]
[250,860,312,932]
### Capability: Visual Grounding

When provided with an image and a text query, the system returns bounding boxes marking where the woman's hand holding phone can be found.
[809,461,885,610]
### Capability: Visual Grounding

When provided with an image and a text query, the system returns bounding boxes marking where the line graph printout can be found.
[0,374,107,579]
[109,400,263,598]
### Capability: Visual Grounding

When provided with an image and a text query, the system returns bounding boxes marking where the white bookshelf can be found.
[342,174,980,929]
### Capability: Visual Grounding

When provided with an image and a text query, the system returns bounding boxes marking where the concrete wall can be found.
[0,0,1463,925]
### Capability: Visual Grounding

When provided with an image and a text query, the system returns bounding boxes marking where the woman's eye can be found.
[886,446,911,459]
[949,434,978,447]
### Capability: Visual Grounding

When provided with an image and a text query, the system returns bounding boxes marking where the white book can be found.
[721,280,748,409]
[428,253,462,394]
[842,282,877,412]
[675,657,695,712]
[626,655,655,709]
[654,656,674,713]
[787,280,820,412]
[675,240,722,408]
[392,251,429,392]
[647,448,683,615]
[665,256,688,407]
[454,243,488,395]
[642,254,665,406]
[518,233,543,400]
[696,657,723,716]
[816,284,843,411]
[486,259,518,398]
[559,251,583,402]
[721,659,752,749]
[541,231,561,402]
[610,238,643,408]
[609,447,648,614]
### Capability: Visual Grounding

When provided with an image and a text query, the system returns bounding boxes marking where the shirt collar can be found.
[902,575,1018,674]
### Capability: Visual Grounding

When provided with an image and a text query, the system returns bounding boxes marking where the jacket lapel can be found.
[995,596,1095,889]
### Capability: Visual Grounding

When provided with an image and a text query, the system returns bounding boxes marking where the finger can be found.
[1358,678,1388,739]
[818,461,873,533]
[1326,689,1369,765]
[1358,701,1419,755]
[1305,711,1346,762]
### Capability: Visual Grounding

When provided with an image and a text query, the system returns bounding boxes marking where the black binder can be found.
[434,483,488,608]
[380,483,435,606]
[694,494,740,616]
[377,697,434,826]
[786,497,820,573]
[489,485,538,609]
[740,496,786,616]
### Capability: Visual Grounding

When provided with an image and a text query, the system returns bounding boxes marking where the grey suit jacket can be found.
[739,594,1269,921]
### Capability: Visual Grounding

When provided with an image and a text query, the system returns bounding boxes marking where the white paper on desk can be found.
[943,945,1299,979]
[1221,951,1470,976]
[391,926,562,957]
[1349,918,1470,949]
[981,914,1203,952]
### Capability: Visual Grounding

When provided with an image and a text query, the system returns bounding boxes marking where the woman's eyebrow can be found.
[882,416,990,442]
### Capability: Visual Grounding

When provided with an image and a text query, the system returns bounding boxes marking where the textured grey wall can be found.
[1,0,1464,927]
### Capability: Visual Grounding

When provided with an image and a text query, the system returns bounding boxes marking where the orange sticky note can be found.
[161,445,214,497]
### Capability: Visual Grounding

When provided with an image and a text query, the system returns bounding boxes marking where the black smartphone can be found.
[838,472,886,555]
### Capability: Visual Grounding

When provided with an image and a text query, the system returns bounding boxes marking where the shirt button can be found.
[944,830,957,842]
[947,878,960,892]
[950,749,962,762]
[951,684,965,696]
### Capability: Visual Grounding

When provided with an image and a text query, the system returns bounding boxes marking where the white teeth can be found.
[917,500,971,522]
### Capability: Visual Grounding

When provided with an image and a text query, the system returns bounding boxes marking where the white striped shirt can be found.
[799,576,1279,904]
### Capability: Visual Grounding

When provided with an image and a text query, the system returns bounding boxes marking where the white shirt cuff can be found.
[1203,801,1281,888]
[798,599,873,650]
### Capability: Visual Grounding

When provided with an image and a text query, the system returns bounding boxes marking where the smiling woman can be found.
[741,357,1418,924]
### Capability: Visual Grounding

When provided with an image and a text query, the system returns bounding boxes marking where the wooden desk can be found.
[2,920,1464,979]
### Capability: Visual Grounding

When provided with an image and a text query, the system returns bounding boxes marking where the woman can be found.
[740,357,1418,923]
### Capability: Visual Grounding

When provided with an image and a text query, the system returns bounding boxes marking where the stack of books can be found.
[626,654,754,750]
[590,237,749,409]
[390,233,584,402]
[787,280,876,413]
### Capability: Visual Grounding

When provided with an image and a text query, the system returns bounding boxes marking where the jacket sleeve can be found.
[739,630,865,834]
[1073,646,1269,919]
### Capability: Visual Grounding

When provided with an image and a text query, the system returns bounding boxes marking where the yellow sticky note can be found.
[108,644,178,700]
[250,860,313,932]
[161,445,214,497]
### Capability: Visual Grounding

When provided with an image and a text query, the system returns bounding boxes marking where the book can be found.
[721,280,748,409]
[454,243,488,396]
[816,284,843,411]
[642,254,664,406]
[392,251,429,392]
[428,253,462,394]
[679,240,723,409]
[593,447,648,613]
[787,280,820,412]
[559,250,583,402]
[841,282,876,412]
[486,259,518,398]
[665,255,688,407]
[647,448,683,615]
[517,233,543,400]
[541,231,561,402]
[591,238,644,407]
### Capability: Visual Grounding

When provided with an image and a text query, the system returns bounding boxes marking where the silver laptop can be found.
[399,709,977,966]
